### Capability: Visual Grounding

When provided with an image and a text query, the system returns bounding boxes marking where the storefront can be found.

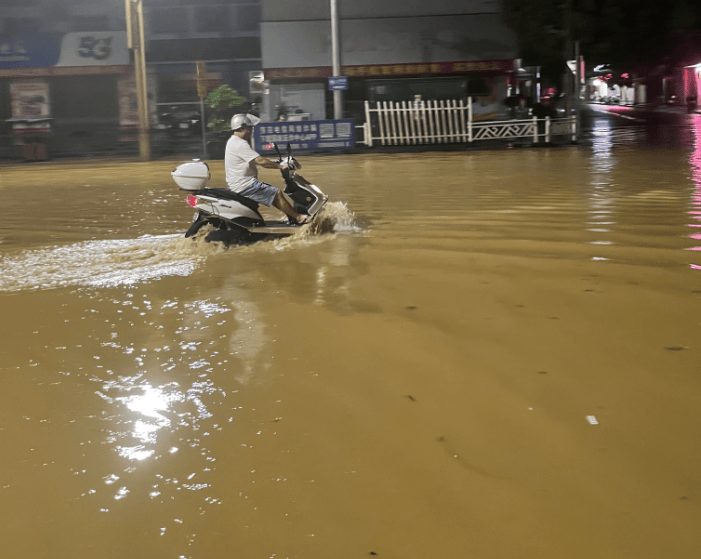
[684,62,701,111]
[0,31,155,158]
[259,2,518,125]
[586,66,642,105]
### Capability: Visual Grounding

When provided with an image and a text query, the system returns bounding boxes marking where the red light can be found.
[187,195,198,207]
[621,73,629,79]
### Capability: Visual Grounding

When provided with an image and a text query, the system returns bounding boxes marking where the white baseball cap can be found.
[231,113,261,130]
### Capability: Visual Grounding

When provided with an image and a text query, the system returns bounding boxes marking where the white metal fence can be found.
[361,98,577,147]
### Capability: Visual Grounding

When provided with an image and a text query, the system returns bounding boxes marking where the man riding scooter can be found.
[225,113,311,224]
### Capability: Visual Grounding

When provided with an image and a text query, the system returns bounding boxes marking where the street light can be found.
[125,0,150,161]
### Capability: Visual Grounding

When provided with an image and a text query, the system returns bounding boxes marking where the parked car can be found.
[156,106,203,137]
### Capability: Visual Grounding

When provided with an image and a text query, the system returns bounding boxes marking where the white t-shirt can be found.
[224,135,260,192]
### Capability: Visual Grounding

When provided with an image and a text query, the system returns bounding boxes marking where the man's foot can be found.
[296,214,312,224]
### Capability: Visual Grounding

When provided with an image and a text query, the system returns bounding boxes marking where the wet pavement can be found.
[0,107,700,559]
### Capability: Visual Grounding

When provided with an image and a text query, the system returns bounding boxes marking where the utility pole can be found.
[330,0,342,119]
[563,0,579,141]
[574,39,581,141]
[126,0,150,161]
[196,61,208,158]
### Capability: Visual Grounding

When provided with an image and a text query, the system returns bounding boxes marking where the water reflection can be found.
[689,115,701,269]
[215,281,270,387]
[3,144,699,558]
[587,116,617,260]
[70,220,364,527]
[114,383,184,462]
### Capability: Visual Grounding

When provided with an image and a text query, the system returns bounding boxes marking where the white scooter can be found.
[171,144,328,246]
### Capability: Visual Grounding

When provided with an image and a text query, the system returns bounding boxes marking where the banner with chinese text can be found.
[265,60,514,80]
[254,120,355,152]
[9,79,51,134]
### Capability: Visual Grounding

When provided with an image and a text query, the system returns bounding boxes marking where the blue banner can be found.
[254,119,355,152]
[328,76,348,90]
[0,32,128,69]
[0,33,62,69]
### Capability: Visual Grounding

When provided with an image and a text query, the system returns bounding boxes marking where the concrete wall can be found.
[261,14,516,68]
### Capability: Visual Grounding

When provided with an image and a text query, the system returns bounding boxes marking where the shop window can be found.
[467,77,490,97]
[147,38,260,62]
[195,6,231,33]
[52,75,120,120]
[367,78,466,102]
[74,16,110,32]
[237,5,261,32]
[149,7,190,35]
[157,73,222,104]
[3,18,41,34]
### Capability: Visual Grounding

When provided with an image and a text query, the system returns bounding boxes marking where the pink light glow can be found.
[689,116,701,266]
[607,106,634,114]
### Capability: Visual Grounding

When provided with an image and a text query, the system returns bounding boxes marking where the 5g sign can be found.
[55,32,128,66]
[78,36,113,60]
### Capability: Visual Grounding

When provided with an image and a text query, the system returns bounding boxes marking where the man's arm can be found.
[255,155,282,170]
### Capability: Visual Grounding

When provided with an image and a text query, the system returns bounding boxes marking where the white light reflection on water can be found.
[108,382,186,461]
[83,293,244,513]
[587,116,617,261]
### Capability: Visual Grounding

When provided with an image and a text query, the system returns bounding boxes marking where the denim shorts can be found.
[237,180,278,207]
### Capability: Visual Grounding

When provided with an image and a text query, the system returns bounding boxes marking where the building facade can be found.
[0,0,262,158]
[259,0,518,123]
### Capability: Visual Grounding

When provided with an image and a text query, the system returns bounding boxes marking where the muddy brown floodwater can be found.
[1,126,700,559]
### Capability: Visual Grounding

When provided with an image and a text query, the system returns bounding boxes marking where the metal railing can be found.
[362,98,577,147]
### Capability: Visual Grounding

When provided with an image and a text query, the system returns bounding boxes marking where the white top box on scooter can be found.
[171,159,210,190]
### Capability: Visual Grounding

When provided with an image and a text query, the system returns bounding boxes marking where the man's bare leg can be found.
[272,190,310,223]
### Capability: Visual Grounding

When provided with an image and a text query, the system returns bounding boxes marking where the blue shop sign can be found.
[254,119,355,152]
[0,33,62,69]
[328,76,348,90]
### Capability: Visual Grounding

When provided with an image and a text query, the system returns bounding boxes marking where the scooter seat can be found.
[201,188,260,213]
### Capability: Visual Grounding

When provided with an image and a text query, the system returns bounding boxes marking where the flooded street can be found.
[1,111,700,559]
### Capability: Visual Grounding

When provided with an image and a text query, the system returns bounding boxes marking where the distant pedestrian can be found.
[513,95,530,119]
[532,96,557,143]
